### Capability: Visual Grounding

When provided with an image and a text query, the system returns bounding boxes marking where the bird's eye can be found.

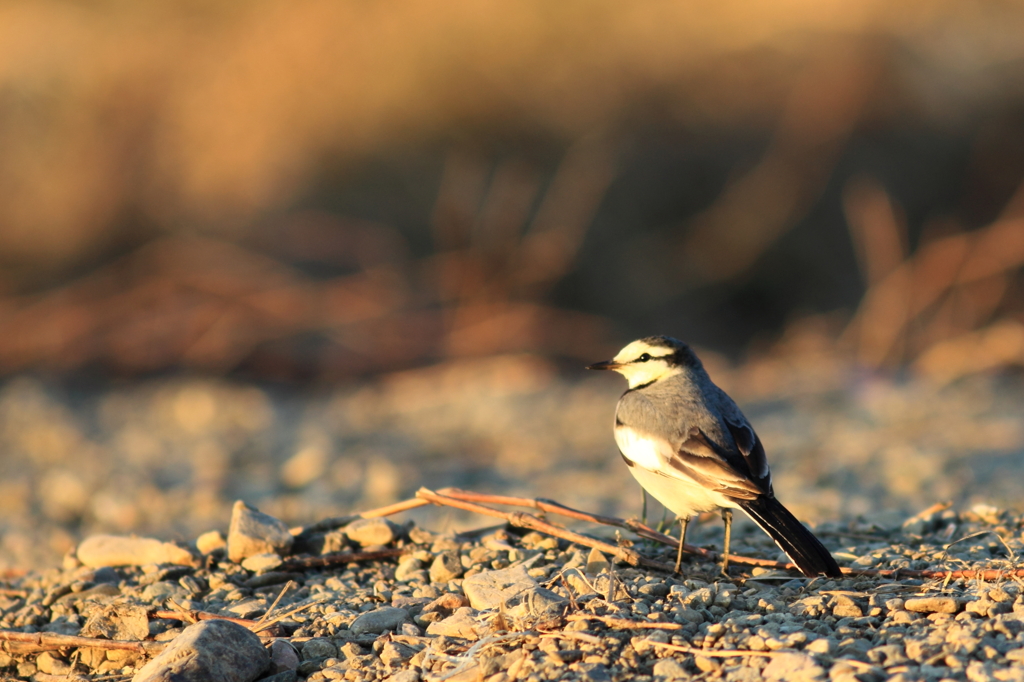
[637,353,651,362]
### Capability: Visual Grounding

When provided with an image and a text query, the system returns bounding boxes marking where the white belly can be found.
[627,463,738,519]
[614,426,665,469]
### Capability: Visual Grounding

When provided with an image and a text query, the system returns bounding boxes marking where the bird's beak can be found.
[586,360,620,370]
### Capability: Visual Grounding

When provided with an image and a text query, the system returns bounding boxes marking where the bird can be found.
[588,335,842,578]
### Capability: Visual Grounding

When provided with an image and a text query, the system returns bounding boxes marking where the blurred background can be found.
[2,0,1024,571]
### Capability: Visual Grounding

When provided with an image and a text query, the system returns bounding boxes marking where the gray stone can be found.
[463,564,537,610]
[884,598,905,612]
[652,659,688,679]
[683,587,715,610]
[269,639,300,672]
[713,587,736,608]
[35,651,71,675]
[79,566,120,584]
[564,569,597,596]
[804,638,836,655]
[761,652,824,681]
[676,607,704,624]
[338,642,365,660]
[227,501,293,563]
[904,638,941,660]
[576,662,612,682]
[639,583,670,598]
[585,548,610,575]
[77,535,196,568]
[867,644,907,666]
[425,607,484,640]
[632,634,665,654]
[379,641,419,668]
[195,530,226,555]
[503,586,566,621]
[966,599,994,616]
[395,556,425,581]
[349,606,409,635]
[966,661,994,682]
[142,581,189,603]
[241,552,283,572]
[322,665,349,681]
[301,638,339,661]
[904,597,959,614]
[831,594,862,618]
[343,518,401,547]
[244,571,303,589]
[132,619,270,682]
[81,603,150,641]
[429,551,463,583]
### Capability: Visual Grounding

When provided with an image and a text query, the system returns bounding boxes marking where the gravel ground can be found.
[1,349,1022,573]
[0,499,1022,682]
[1,348,1024,679]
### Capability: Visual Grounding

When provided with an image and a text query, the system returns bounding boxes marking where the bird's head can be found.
[587,336,700,389]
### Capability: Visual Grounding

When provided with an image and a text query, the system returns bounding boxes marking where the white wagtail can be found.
[588,336,842,578]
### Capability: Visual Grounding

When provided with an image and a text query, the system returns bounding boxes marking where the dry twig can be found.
[152,608,283,638]
[278,548,405,571]
[415,488,675,572]
[389,487,1024,582]
[0,629,164,655]
[424,488,807,573]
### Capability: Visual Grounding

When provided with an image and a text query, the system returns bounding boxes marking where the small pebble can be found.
[227,501,293,563]
[132,619,269,682]
[429,552,463,583]
[904,597,960,614]
[343,518,401,547]
[196,530,227,554]
[349,606,409,635]
[77,535,196,568]
[241,552,283,572]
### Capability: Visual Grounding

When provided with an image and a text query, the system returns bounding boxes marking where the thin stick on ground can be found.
[434,488,713,556]
[291,498,432,536]
[428,487,803,573]
[0,629,165,655]
[361,498,432,518]
[152,608,283,637]
[256,581,294,628]
[251,598,330,634]
[278,548,405,571]
[364,487,1024,582]
[415,488,676,572]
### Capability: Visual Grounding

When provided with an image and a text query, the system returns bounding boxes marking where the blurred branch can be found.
[676,43,878,283]
[0,141,614,378]
[843,176,907,287]
[841,171,1024,377]
[429,139,616,359]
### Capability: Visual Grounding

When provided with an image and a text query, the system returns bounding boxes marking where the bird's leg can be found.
[641,489,649,526]
[720,509,733,574]
[674,516,690,574]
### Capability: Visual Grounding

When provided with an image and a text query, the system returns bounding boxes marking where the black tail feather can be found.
[738,496,842,578]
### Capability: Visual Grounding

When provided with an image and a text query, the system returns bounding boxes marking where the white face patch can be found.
[610,340,679,389]
[612,340,664,364]
[613,426,668,470]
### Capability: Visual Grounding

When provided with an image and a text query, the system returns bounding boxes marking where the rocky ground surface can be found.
[0,498,1022,682]
[1,349,1023,573]
[0,346,1023,680]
